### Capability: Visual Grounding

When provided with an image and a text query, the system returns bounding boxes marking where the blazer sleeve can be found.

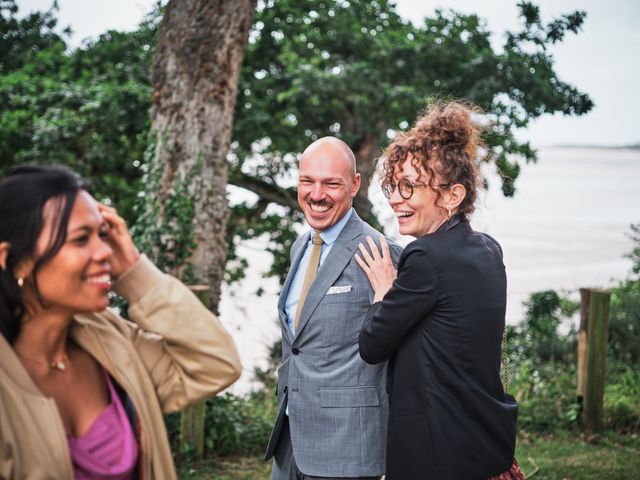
[111,255,242,413]
[359,242,438,364]
[388,237,403,267]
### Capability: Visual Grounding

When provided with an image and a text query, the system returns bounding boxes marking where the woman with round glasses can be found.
[355,101,522,480]
[0,165,241,479]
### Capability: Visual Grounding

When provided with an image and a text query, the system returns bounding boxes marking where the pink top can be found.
[67,371,139,480]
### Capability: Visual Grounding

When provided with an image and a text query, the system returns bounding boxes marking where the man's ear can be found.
[351,172,362,197]
[0,242,9,271]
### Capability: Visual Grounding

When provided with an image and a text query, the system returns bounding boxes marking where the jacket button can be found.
[292,347,300,355]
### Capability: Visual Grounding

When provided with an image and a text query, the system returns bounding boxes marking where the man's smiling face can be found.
[297,141,361,233]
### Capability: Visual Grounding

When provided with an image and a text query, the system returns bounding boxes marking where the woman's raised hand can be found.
[355,235,397,303]
[98,203,140,279]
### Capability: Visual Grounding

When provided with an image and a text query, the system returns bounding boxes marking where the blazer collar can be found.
[436,213,466,233]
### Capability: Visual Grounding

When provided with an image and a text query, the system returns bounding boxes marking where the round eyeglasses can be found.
[381,178,450,200]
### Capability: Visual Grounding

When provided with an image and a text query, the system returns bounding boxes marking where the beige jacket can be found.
[0,256,242,479]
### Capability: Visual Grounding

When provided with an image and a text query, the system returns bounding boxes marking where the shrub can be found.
[202,391,276,457]
[603,364,640,431]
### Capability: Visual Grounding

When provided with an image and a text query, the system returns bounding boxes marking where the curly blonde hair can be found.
[382,100,484,219]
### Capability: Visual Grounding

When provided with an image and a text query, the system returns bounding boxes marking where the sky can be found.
[16,0,640,147]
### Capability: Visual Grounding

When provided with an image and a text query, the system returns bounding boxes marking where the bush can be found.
[514,290,579,364]
[509,359,579,432]
[508,277,640,433]
[609,277,640,364]
[603,364,640,431]
[202,391,276,457]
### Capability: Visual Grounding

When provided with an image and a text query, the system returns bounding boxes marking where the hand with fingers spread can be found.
[355,235,397,303]
[98,203,140,279]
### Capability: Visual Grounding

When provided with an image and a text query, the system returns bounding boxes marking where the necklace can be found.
[15,351,70,372]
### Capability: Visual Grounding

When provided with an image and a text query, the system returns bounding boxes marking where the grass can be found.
[177,430,640,479]
[178,455,271,480]
[515,430,640,479]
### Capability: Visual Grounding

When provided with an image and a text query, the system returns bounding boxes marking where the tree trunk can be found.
[352,130,386,230]
[145,0,255,311]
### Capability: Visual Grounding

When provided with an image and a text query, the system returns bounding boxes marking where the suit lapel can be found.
[278,233,310,342]
[293,212,364,339]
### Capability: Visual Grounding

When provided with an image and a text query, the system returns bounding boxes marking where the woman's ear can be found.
[0,242,9,271]
[447,184,467,210]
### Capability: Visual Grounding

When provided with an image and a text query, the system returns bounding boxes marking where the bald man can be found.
[265,137,402,479]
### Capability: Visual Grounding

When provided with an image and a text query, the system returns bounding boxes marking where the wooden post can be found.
[582,289,611,432]
[179,285,209,457]
[576,289,590,405]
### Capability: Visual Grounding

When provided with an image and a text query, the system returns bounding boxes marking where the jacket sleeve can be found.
[359,242,438,364]
[112,255,242,413]
[388,237,403,267]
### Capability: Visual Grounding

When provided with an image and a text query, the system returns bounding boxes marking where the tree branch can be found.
[230,170,300,213]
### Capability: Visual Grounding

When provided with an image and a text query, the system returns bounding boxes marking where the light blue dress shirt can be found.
[284,208,354,335]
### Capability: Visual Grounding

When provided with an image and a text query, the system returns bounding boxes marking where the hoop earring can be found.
[17,277,24,287]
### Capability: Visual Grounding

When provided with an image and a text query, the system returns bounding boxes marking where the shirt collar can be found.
[311,208,353,246]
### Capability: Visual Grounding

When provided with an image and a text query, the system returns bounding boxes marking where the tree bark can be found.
[352,129,387,229]
[147,0,255,311]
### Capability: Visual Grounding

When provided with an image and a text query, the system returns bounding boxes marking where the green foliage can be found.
[626,223,640,277]
[203,392,275,457]
[509,359,579,431]
[510,290,579,364]
[0,0,66,74]
[508,231,640,433]
[0,0,158,224]
[226,201,303,283]
[607,223,640,364]
[132,131,200,280]
[1,0,594,284]
[510,333,640,433]
[230,0,594,279]
[608,277,640,364]
[603,365,640,432]
[169,392,276,460]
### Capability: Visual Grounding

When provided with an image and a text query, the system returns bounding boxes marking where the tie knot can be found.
[312,234,324,246]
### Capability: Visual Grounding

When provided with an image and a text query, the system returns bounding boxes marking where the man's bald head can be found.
[301,136,356,179]
[297,136,361,232]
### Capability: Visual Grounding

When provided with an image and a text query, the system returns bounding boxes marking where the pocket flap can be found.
[320,386,380,408]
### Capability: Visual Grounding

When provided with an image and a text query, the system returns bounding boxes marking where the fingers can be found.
[355,253,376,287]
[358,241,375,266]
[354,253,369,273]
[98,203,128,236]
[365,236,382,261]
[379,235,392,259]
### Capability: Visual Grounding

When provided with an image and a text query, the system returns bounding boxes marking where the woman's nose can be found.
[95,238,113,261]
[388,185,404,205]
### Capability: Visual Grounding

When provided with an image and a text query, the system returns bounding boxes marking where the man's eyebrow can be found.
[299,176,345,182]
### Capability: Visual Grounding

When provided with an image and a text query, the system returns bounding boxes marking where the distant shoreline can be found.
[542,144,640,150]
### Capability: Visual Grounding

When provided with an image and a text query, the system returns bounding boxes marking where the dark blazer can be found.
[359,216,517,480]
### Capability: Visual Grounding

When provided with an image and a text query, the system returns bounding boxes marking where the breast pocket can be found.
[318,286,370,343]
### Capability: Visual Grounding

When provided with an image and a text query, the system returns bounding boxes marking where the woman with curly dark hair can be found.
[355,101,523,479]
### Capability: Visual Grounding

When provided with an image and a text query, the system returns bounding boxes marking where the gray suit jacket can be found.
[265,210,402,477]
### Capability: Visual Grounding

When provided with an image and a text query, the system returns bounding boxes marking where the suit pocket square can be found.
[326,285,352,295]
